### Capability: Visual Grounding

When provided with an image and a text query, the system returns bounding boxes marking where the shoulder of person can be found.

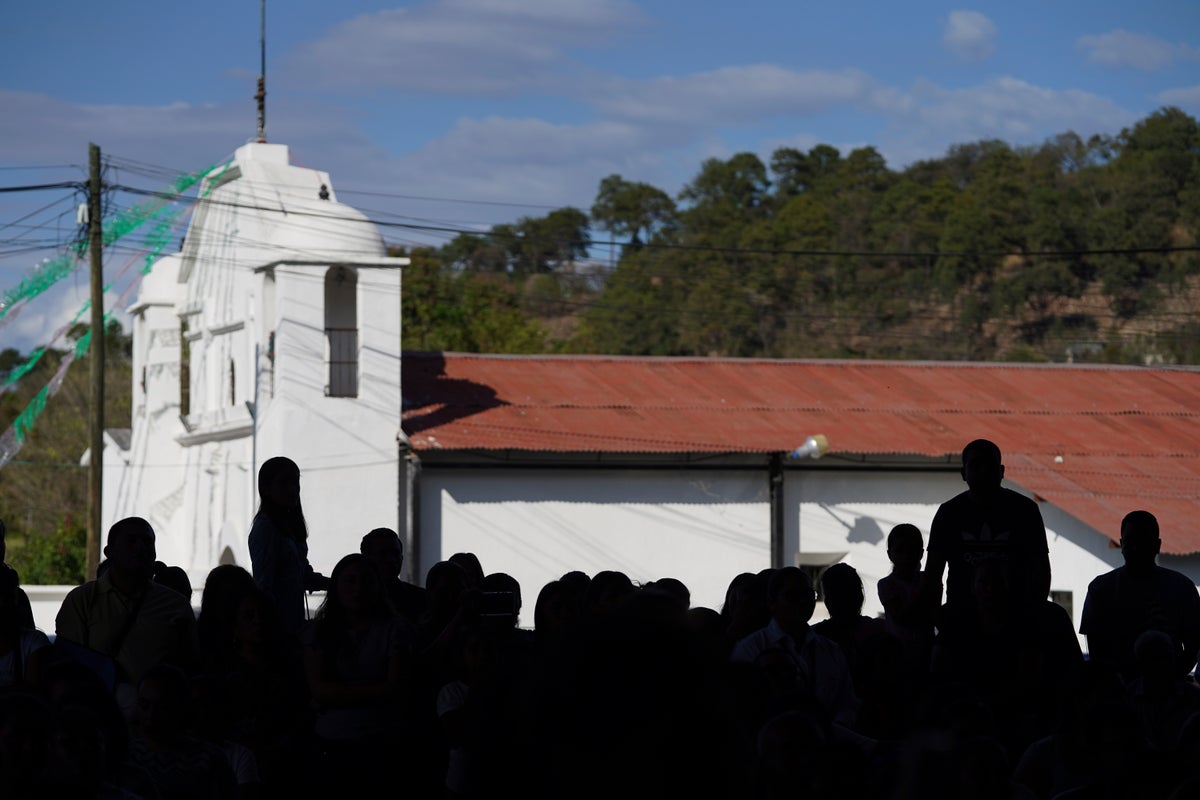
[146,580,195,612]
[1157,566,1200,591]
[63,579,103,605]
[1086,568,1120,592]
[999,486,1038,504]
[249,513,275,536]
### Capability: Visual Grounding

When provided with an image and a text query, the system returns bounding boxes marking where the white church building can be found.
[101,141,408,588]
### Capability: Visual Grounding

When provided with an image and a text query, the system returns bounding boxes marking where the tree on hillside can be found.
[510,207,592,276]
[591,174,677,249]
[678,153,771,243]
[400,247,548,353]
[769,144,842,200]
[0,321,132,579]
[412,109,1200,364]
[442,231,511,273]
[568,253,682,355]
[1093,107,1200,316]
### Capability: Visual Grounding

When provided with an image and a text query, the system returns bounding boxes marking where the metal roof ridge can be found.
[404,351,1200,371]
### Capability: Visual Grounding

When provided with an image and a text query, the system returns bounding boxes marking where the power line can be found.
[0,165,80,172]
[0,182,82,194]
[107,183,1200,262]
[336,187,563,211]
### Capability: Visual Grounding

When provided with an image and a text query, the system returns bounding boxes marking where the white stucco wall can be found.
[417,469,773,628]
[254,263,402,575]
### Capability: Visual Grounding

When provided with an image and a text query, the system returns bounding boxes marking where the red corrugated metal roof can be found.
[402,353,1200,554]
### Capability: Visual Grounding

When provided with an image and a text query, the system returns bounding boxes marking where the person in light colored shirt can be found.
[731,566,859,729]
[55,517,199,718]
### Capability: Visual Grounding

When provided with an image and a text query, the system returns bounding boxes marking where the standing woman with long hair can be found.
[249,456,329,636]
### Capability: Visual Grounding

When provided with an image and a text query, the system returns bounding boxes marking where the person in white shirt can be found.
[731,566,860,729]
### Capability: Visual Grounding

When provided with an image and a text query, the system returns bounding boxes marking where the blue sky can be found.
[1,0,1198,351]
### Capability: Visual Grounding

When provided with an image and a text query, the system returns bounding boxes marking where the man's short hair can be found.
[962,439,1002,464]
[106,516,154,548]
[1121,510,1159,541]
[887,523,923,551]
[766,566,813,606]
[360,527,402,554]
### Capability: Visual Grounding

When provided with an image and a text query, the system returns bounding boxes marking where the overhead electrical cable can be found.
[0,163,221,322]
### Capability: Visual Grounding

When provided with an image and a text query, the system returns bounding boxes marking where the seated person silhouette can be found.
[1080,509,1200,682]
[360,527,427,626]
[731,566,859,729]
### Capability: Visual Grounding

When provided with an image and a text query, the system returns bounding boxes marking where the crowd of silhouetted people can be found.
[1,441,1200,799]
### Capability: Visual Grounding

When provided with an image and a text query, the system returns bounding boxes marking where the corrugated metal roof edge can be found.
[404,351,1200,372]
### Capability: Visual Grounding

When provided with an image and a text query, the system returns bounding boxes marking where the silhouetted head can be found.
[534,580,568,638]
[887,523,924,572]
[0,567,20,632]
[449,552,484,588]
[820,563,864,620]
[104,517,156,588]
[198,565,265,658]
[425,560,469,624]
[153,563,192,599]
[585,570,635,618]
[767,567,816,634]
[360,527,403,580]
[480,571,522,628]
[645,577,690,612]
[258,456,300,508]
[135,664,193,743]
[1120,510,1160,574]
[556,570,590,616]
[961,439,1004,500]
[320,552,388,622]
[256,456,307,542]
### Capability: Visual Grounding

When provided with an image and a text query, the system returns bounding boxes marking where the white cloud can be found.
[0,90,253,168]
[3,280,128,355]
[590,65,876,125]
[1157,85,1200,110]
[879,77,1135,166]
[942,11,997,62]
[1076,29,1199,71]
[378,116,670,210]
[283,0,645,94]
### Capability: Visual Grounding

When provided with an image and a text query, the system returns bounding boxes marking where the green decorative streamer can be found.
[1,253,79,317]
[0,160,229,394]
[1,298,93,395]
[1,164,217,320]
[140,205,186,275]
[4,346,47,388]
[5,322,95,454]
[0,158,234,464]
[12,385,48,444]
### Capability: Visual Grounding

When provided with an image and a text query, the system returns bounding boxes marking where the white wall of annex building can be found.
[789,471,965,618]
[418,469,772,628]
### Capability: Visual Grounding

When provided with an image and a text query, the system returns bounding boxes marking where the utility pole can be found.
[87,143,104,579]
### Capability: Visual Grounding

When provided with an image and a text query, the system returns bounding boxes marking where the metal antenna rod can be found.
[255,0,267,142]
